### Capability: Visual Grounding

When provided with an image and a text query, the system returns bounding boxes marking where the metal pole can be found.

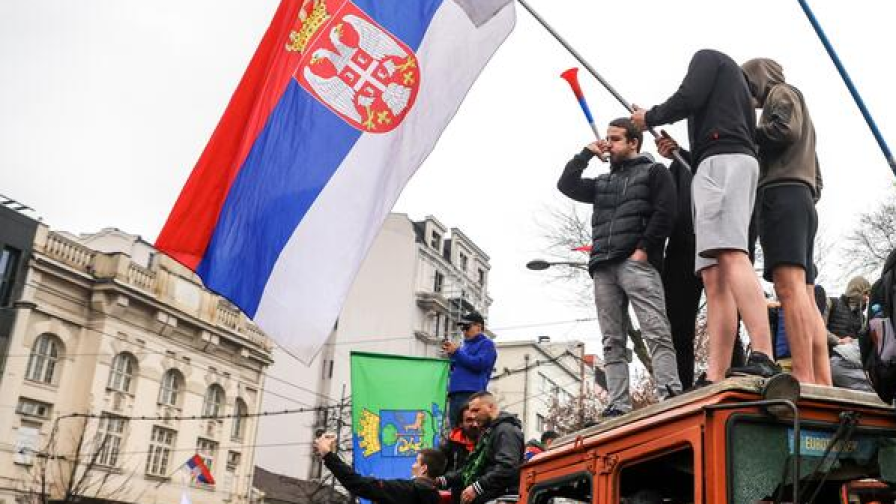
[523,354,530,428]
[797,0,896,177]
[332,384,347,488]
[578,343,585,428]
[516,0,691,170]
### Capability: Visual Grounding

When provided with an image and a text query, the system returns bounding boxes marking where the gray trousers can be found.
[594,259,682,412]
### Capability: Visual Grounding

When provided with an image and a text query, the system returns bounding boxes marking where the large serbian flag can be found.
[156,0,514,360]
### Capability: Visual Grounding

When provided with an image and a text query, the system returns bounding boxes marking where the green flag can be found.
[351,352,449,480]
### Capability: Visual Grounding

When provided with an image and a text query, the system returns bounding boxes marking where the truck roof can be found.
[550,377,890,451]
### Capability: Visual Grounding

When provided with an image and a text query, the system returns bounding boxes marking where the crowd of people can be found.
[309,48,896,504]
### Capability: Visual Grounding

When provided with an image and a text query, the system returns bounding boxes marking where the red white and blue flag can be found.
[156,0,515,360]
[185,454,215,485]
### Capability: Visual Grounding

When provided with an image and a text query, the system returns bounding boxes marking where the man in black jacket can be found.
[557,117,681,415]
[315,433,445,504]
[437,391,523,504]
[631,49,779,382]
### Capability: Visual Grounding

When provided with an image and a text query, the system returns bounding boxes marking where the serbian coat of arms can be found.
[286,0,421,133]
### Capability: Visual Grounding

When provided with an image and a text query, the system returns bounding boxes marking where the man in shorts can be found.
[632,49,780,381]
[742,58,829,385]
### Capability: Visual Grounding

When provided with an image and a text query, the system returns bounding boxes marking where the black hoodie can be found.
[645,49,757,168]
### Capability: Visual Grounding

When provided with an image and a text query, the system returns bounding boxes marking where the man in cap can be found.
[442,311,496,427]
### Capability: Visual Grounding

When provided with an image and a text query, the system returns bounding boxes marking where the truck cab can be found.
[519,377,896,504]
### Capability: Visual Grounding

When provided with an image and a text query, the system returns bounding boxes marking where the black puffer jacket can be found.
[558,151,677,274]
[828,296,865,338]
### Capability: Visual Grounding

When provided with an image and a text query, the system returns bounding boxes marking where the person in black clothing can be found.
[314,432,446,504]
[631,49,779,382]
[437,391,524,504]
[557,117,681,415]
[440,403,479,473]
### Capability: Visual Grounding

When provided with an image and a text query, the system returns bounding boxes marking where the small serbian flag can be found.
[155,0,515,362]
[186,454,215,485]
[572,244,592,253]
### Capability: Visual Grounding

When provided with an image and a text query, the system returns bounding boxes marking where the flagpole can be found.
[796,0,896,177]
[515,0,691,170]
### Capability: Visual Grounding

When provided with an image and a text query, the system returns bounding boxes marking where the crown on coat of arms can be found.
[286,0,330,54]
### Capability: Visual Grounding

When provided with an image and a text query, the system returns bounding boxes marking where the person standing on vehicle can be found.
[631,49,780,381]
[557,117,682,417]
[741,57,829,385]
[441,311,496,428]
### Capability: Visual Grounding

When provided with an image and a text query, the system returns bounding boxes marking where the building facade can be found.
[490,339,597,441]
[256,213,492,479]
[0,225,274,504]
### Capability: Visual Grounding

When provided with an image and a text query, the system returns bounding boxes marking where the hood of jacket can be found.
[846,276,871,304]
[489,411,522,430]
[742,58,785,106]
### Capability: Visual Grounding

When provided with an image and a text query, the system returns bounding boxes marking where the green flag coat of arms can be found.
[351,352,449,482]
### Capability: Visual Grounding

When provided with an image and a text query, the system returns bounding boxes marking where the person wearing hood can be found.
[436,392,524,504]
[827,276,874,391]
[742,58,830,386]
[631,49,779,382]
[557,117,682,416]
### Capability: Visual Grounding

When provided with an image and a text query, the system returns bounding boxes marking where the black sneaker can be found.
[600,406,627,418]
[726,351,782,378]
[686,372,713,392]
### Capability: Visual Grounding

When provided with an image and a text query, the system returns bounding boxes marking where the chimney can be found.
[537,335,551,344]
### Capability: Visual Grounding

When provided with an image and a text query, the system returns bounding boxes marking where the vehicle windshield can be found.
[729,417,896,504]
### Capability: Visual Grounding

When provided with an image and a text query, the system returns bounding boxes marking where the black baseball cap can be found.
[457,311,485,326]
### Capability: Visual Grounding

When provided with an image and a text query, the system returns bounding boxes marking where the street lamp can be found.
[525,259,588,271]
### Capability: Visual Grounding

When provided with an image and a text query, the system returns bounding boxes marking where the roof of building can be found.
[253,466,350,504]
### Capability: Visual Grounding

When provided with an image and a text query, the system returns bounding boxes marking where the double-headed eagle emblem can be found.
[288,0,421,132]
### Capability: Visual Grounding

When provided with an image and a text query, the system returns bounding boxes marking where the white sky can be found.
[2,0,894,353]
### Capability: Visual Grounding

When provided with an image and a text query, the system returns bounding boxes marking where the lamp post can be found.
[525,259,588,271]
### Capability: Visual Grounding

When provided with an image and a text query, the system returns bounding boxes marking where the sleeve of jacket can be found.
[473,426,523,496]
[323,453,409,502]
[756,86,803,147]
[637,164,677,251]
[557,148,598,203]
[646,50,718,127]
[452,338,497,373]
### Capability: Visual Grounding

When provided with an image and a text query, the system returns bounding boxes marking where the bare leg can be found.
[717,250,773,355]
[702,265,738,382]
[773,266,815,383]
[807,285,833,386]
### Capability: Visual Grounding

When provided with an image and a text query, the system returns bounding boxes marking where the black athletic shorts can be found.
[757,183,818,284]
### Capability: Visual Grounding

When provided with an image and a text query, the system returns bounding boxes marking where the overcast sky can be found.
[2,0,894,352]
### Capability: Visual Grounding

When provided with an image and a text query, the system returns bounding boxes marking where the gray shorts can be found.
[692,153,758,273]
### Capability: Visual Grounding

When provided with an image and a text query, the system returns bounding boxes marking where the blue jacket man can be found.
[442,311,496,427]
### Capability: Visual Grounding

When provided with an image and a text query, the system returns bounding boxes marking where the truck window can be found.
[528,473,592,504]
[618,447,695,504]
[728,417,896,504]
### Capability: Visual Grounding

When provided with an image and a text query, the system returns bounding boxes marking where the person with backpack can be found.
[863,248,896,402]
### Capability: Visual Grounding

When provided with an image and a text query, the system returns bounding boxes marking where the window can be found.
[618,447,694,504]
[25,334,60,384]
[203,385,225,418]
[477,268,486,286]
[107,352,137,393]
[433,271,444,293]
[197,438,219,475]
[536,414,545,433]
[146,426,176,476]
[529,473,592,504]
[16,398,52,419]
[14,424,40,465]
[96,414,127,467]
[158,369,183,407]
[0,246,21,306]
[459,252,468,272]
[430,231,441,249]
[231,399,247,441]
[226,451,242,471]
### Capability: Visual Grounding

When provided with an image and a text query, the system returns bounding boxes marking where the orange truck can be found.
[518,376,896,504]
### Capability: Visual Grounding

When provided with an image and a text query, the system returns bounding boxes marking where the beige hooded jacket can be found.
[742,58,823,198]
